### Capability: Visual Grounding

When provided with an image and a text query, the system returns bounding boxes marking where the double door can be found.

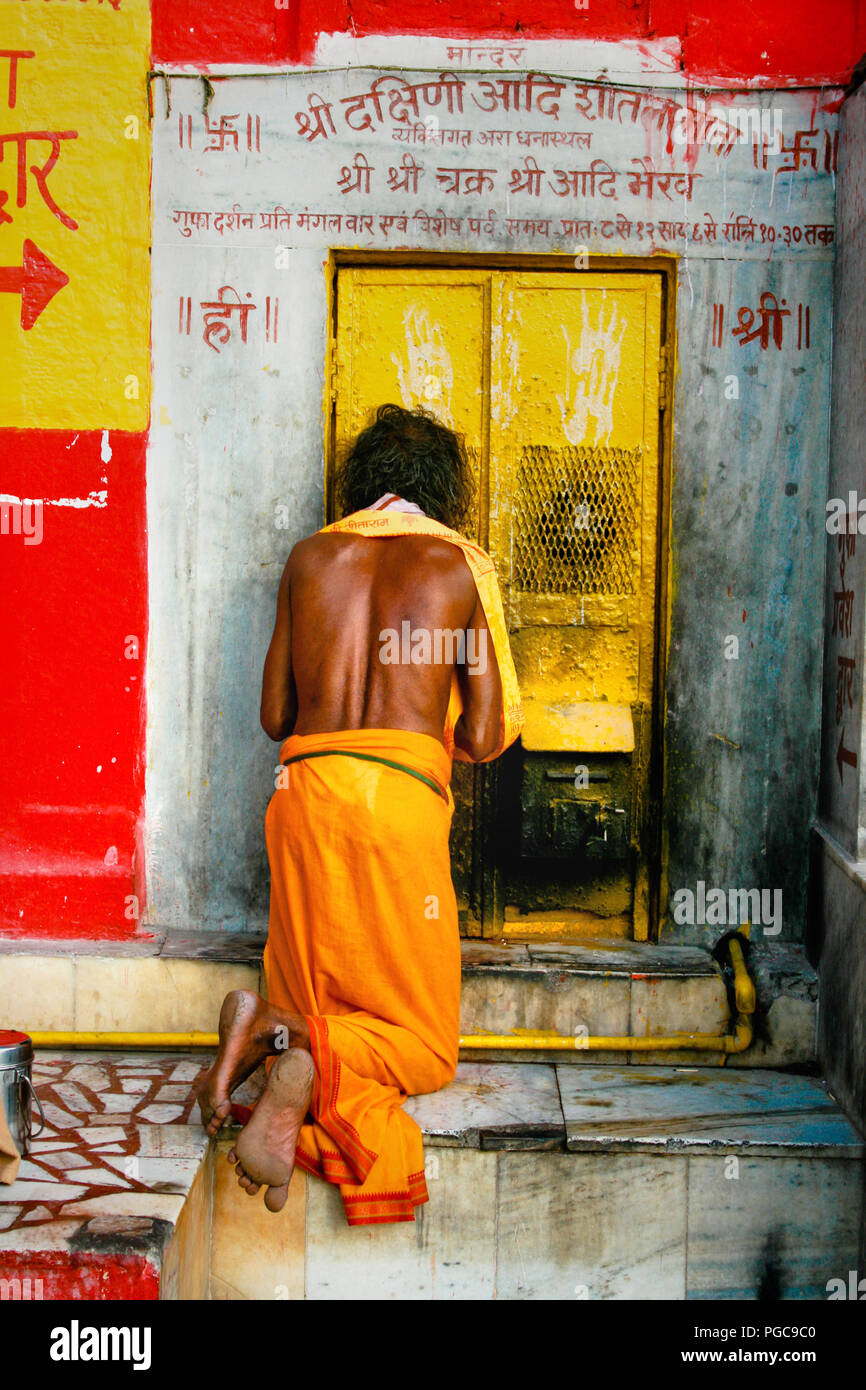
[331,266,666,939]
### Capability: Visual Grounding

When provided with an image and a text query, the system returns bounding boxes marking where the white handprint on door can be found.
[391,306,455,427]
[556,294,625,447]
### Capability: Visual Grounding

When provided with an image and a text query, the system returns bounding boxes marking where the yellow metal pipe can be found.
[30,1019,754,1055]
[30,1022,753,1053]
[460,1017,753,1052]
[29,938,756,1056]
[30,1031,221,1049]
[728,937,757,1015]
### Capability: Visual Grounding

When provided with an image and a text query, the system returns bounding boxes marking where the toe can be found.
[227,1148,237,1164]
[265,1183,289,1213]
[236,1166,259,1192]
[206,1099,230,1131]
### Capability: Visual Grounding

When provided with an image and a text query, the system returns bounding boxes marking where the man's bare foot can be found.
[228,1049,315,1212]
[196,989,309,1138]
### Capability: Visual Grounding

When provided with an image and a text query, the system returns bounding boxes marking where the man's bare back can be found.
[260,531,503,761]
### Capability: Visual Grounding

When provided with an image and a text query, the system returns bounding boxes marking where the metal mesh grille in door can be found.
[513,444,642,596]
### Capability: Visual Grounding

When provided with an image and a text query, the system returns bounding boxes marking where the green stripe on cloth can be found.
[280,749,449,801]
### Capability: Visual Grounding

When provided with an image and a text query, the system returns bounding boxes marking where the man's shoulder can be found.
[286,527,356,556]
[287,527,482,595]
[290,520,494,575]
[285,532,322,565]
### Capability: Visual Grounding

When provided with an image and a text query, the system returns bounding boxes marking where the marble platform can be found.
[1,1050,860,1300]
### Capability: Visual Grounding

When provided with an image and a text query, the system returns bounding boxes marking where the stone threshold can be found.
[3,930,709,967]
[415,1062,863,1156]
[0,929,267,962]
[0,929,817,983]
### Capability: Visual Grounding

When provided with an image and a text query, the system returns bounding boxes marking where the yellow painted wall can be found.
[0,0,150,428]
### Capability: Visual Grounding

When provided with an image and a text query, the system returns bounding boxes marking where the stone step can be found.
[221,1062,863,1299]
[1,1052,860,1300]
[410,1064,860,1300]
[460,938,817,1066]
[0,932,817,1066]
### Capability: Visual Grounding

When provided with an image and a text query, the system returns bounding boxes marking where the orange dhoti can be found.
[263,728,461,1226]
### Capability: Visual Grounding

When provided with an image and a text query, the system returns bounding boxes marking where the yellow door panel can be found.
[334,268,490,543]
[489,273,662,940]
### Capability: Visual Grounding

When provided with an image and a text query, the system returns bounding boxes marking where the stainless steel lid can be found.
[0,1030,33,1068]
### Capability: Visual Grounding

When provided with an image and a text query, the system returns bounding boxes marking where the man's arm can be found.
[453,594,503,762]
[260,553,298,741]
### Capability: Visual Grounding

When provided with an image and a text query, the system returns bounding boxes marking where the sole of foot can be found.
[230,1048,315,1212]
[196,989,266,1138]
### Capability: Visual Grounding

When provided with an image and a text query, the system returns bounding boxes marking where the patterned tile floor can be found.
[0,1050,212,1233]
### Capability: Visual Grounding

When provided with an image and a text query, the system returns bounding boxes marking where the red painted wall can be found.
[0,431,148,939]
[0,1248,160,1299]
[152,0,866,85]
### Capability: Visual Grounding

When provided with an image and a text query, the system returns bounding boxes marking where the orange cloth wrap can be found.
[263,514,523,1226]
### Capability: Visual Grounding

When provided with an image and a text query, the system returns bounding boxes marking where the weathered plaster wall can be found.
[814,81,866,1166]
[146,58,836,939]
[818,83,866,861]
[665,235,833,943]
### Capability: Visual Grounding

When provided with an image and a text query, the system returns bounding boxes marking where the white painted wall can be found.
[147,54,838,937]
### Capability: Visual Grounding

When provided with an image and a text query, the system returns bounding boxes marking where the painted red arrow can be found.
[837,728,858,783]
[0,238,69,329]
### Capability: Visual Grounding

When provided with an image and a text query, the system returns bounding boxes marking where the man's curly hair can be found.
[335,403,474,531]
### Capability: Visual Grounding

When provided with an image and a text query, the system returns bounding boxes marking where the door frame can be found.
[323,250,677,941]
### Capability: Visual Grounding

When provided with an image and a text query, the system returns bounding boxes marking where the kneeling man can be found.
[198,404,523,1224]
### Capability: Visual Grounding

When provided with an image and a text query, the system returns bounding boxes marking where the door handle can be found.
[544,770,610,783]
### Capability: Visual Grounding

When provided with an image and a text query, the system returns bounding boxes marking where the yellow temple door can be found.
[329,265,667,941]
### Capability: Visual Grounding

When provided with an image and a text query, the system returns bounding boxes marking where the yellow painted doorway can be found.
[329,265,669,940]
